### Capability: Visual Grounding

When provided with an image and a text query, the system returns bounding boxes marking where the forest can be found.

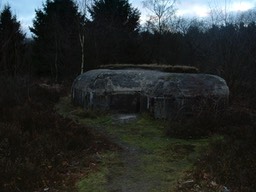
[0,0,256,191]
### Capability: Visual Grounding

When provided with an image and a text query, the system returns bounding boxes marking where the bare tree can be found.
[142,0,177,34]
[238,8,256,24]
[208,0,236,26]
[174,17,207,35]
[76,0,92,74]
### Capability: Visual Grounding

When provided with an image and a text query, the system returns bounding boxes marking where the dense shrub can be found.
[166,107,254,139]
[166,104,256,191]
[195,124,256,192]
[0,78,114,192]
[0,75,29,109]
[0,111,97,191]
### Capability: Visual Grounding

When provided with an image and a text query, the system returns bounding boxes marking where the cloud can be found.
[177,0,255,18]
[1,0,255,37]
[230,1,254,12]
[1,0,43,36]
[177,4,210,18]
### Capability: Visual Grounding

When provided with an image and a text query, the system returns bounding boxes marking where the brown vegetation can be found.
[1,1,256,191]
[0,78,117,192]
[99,64,199,73]
[167,105,256,191]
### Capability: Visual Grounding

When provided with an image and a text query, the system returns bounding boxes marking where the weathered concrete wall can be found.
[71,69,229,119]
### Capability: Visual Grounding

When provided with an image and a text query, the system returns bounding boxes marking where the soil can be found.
[56,97,216,192]
[2,82,254,192]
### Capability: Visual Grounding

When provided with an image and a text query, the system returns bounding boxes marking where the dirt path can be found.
[56,97,210,192]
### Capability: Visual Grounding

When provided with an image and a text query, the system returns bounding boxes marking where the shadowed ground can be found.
[56,97,213,192]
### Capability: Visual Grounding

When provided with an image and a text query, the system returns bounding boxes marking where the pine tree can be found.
[90,0,140,33]
[30,0,83,81]
[0,5,25,75]
[88,0,140,64]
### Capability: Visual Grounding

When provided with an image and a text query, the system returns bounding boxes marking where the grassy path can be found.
[56,97,210,192]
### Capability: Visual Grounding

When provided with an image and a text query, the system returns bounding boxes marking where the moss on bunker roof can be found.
[98,64,199,73]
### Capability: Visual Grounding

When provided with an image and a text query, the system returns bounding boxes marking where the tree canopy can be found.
[142,0,177,34]
[89,0,140,33]
[30,0,83,81]
[0,5,25,75]
[86,0,141,65]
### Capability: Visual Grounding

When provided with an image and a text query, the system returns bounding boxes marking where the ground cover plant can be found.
[1,76,256,192]
[1,1,256,191]
[0,78,117,192]
[193,113,256,192]
[167,105,256,192]
[99,64,199,73]
[56,97,216,192]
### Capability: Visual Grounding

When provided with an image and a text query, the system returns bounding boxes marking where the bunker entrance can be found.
[109,93,141,113]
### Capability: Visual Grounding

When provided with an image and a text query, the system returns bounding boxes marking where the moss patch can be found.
[98,64,199,73]
[56,97,213,192]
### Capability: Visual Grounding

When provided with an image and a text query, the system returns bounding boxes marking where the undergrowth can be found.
[167,105,256,191]
[195,126,256,192]
[0,77,116,192]
[56,101,211,192]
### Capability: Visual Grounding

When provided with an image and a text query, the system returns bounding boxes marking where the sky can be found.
[1,0,256,37]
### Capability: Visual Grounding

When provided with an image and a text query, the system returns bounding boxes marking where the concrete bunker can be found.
[71,68,229,119]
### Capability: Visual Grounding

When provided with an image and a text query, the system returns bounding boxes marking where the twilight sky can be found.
[1,0,256,37]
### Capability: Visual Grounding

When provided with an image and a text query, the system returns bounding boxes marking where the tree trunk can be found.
[55,38,59,82]
[79,33,85,74]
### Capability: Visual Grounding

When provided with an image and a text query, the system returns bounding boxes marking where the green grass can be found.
[56,97,214,192]
[98,64,199,73]
[76,168,108,192]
